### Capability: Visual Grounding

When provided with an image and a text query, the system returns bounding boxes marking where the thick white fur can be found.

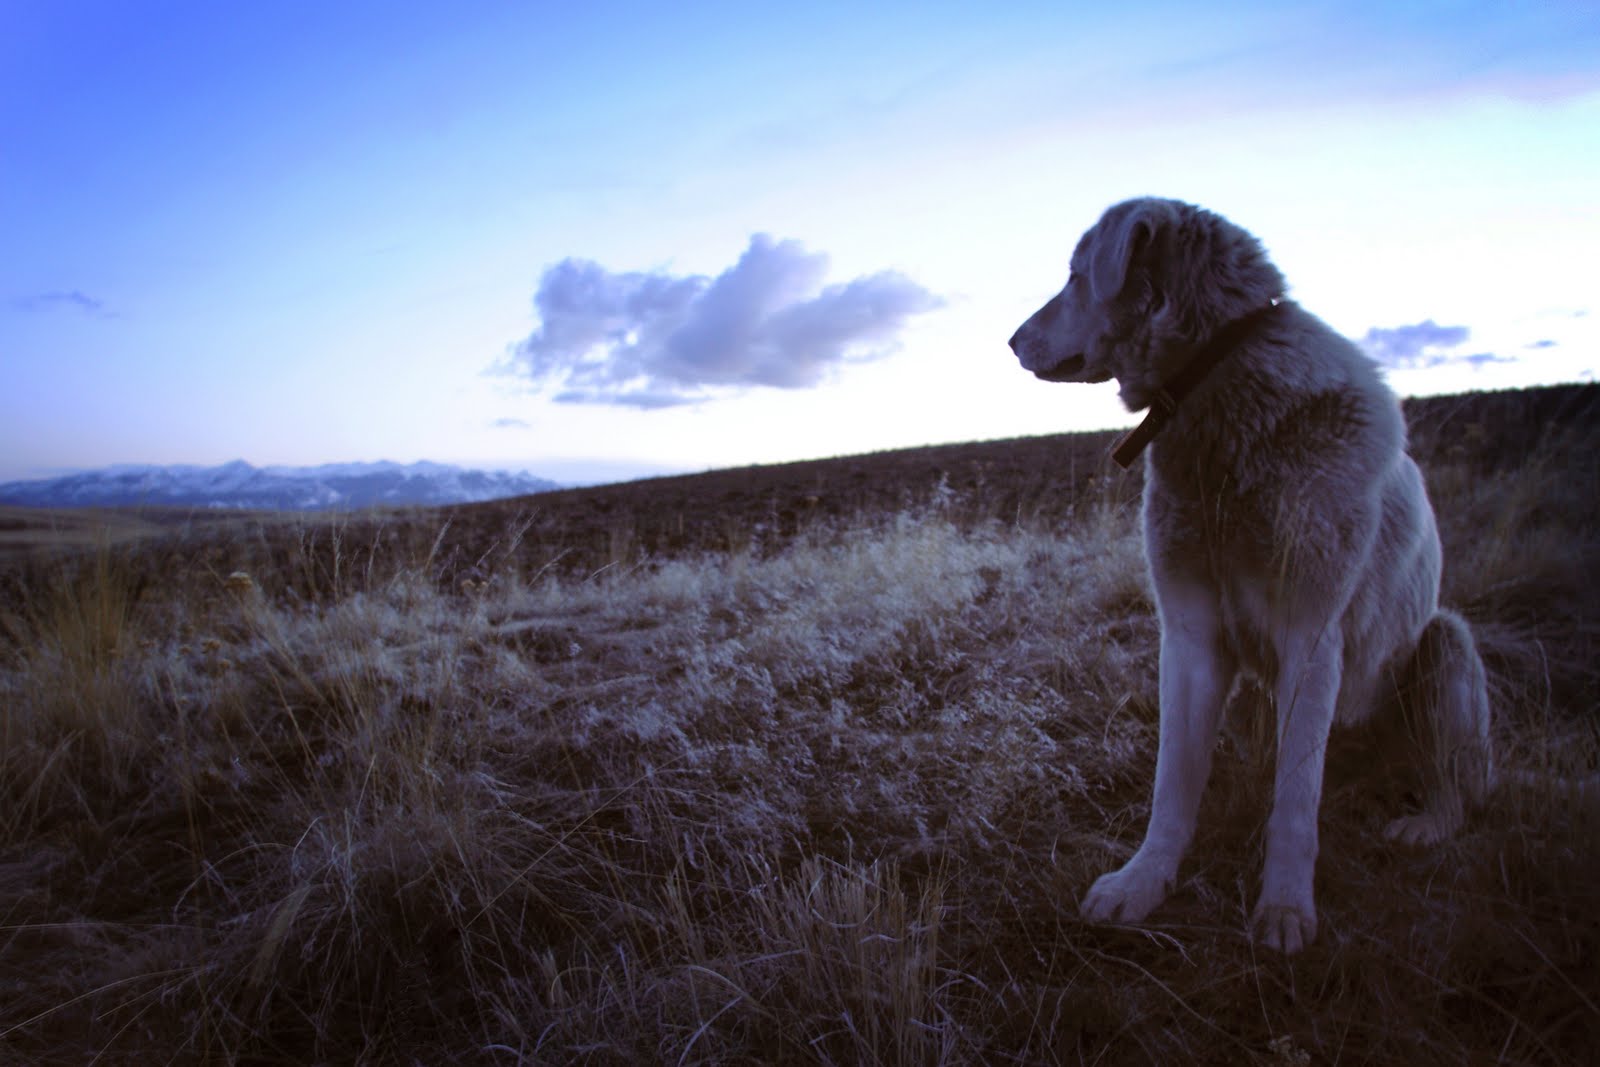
[1009,197,1492,953]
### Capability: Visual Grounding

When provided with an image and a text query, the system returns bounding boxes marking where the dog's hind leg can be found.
[1385,609,1492,845]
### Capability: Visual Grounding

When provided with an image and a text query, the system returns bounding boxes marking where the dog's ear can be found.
[1088,200,1165,303]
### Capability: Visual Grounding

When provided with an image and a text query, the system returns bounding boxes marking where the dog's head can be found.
[1008,197,1286,411]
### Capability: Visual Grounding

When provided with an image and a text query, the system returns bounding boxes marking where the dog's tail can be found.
[1389,610,1598,842]
[1386,609,1493,844]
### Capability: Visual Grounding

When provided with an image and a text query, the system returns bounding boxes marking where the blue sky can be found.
[3,1,1596,484]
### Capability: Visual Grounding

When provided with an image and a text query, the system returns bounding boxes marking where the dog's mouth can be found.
[1034,355,1112,384]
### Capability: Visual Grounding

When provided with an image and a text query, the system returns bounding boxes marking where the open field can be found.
[1,383,1596,1064]
[0,506,186,562]
[0,505,325,565]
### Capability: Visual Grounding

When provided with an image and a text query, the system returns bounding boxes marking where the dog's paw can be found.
[1384,811,1457,846]
[1080,859,1172,925]
[1251,897,1318,954]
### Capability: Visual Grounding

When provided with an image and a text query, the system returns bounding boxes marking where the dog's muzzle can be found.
[1031,353,1111,383]
[1010,315,1112,384]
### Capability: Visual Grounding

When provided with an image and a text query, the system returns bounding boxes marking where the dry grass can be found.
[2,401,1597,1064]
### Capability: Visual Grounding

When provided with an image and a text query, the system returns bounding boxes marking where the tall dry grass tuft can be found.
[1,542,154,834]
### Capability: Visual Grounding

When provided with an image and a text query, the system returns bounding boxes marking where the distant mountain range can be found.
[0,460,561,511]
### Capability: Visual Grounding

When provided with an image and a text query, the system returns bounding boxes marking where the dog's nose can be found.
[1011,294,1061,354]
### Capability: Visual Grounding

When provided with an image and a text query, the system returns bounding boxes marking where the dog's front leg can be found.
[1255,620,1343,953]
[1082,580,1234,925]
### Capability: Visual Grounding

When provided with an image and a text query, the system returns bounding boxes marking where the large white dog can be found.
[1009,197,1492,953]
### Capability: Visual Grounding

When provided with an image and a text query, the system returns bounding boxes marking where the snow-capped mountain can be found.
[0,460,561,511]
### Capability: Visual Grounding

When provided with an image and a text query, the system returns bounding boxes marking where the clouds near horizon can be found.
[504,235,944,408]
[1359,319,1510,370]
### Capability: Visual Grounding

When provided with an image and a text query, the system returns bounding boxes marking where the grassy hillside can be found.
[1,383,1596,1064]
[0,505,182,562]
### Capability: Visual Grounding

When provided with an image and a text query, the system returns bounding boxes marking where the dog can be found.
[1008,197,1492,953]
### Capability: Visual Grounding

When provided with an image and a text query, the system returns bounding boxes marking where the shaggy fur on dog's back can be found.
[1009,197,1491,953]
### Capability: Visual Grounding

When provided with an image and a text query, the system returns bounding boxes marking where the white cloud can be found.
[1358,319,1497,369]
[504,235,944,407]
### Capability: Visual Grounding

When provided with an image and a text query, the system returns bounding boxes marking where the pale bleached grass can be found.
[0,504,1149,1062]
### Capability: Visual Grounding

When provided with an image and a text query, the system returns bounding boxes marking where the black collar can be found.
[1111,300,1284,469]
